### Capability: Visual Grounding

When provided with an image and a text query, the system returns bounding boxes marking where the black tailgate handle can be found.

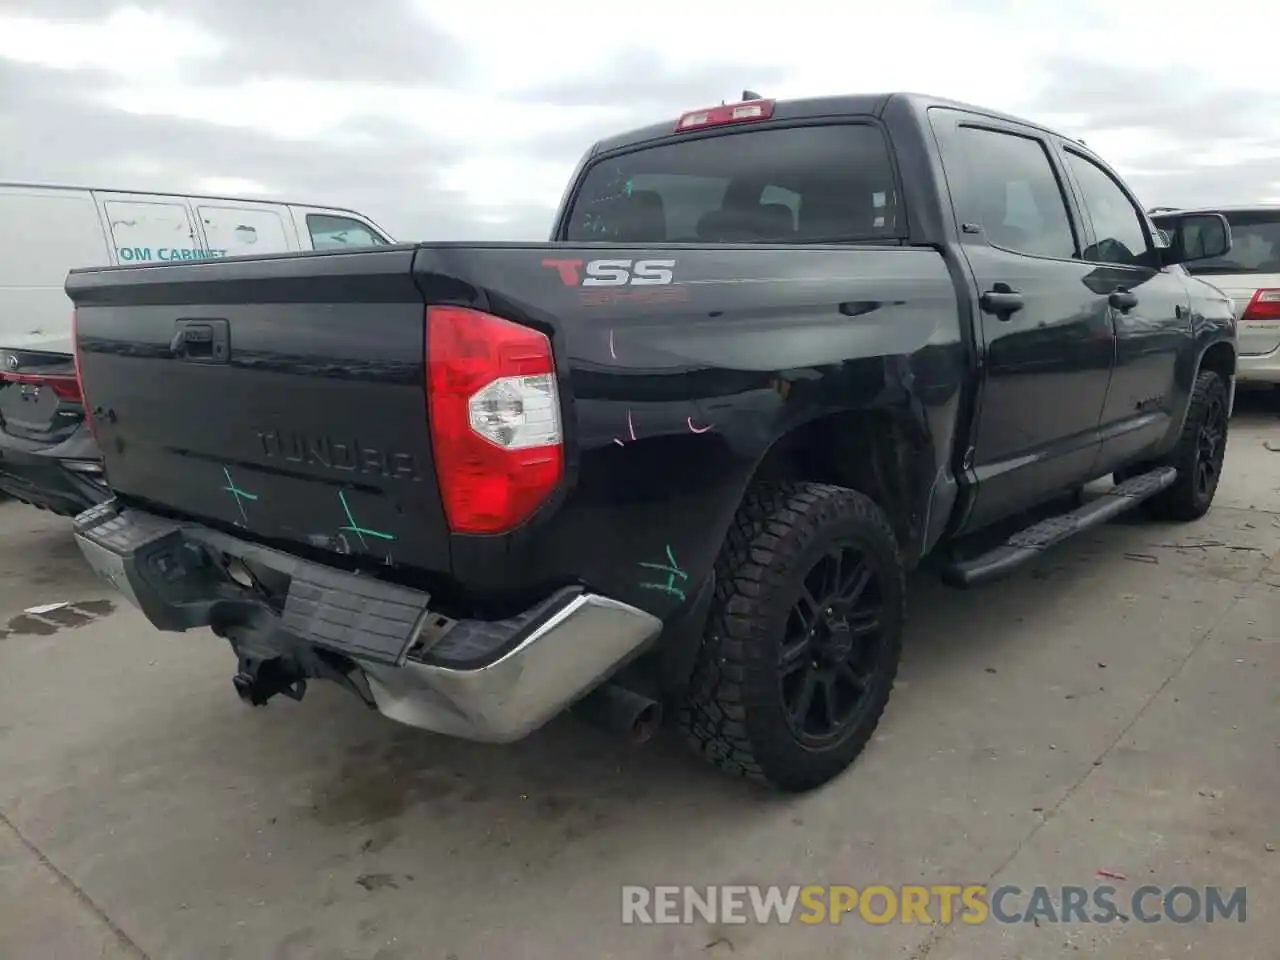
[170,319,229,363]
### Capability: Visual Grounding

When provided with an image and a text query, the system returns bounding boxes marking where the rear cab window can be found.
[563,124,902,244]
[1180,210,1280,276]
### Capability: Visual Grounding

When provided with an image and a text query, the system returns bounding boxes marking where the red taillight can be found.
[72,307,99,440]
[72,307,83,383]
[1241,288,1280,322]
[675,99,774,133]
[0,370,82,402]
[1,311,84,402]
[426,305,563,535]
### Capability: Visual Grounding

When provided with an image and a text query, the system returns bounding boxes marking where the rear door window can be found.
[564,124,901,244]
[1179,210,1280,276]
[946,126,1078,260]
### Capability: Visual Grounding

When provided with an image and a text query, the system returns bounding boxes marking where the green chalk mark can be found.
[222,467,258,526]
[638,544,688,601]
[338,489,395,551]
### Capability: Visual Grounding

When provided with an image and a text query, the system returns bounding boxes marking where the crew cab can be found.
[65,93,1237,792]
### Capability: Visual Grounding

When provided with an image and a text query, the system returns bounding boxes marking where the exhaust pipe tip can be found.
[629,700,663,745]
[573,683,664,745]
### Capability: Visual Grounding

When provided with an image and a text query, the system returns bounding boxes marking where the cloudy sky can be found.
[2,1,1277,242]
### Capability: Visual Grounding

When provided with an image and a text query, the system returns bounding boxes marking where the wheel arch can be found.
[658,407,936,695]
[1199,339,1236,380]
[1170,337,1236,440]
[744,407,938,567]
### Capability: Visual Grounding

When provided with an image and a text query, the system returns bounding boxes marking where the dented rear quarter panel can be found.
[414,242,967,617]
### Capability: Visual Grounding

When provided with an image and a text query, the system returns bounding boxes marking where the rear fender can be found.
[411,244,967,621]
[656,394,951,694]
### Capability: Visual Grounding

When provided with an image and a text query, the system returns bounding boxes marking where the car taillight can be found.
[426,305,563,535]
[72,307,98,440]
[72,307,83,381]
[0,370,82,402]
[2,311,84,403]
[1241,288,1280,322]
[675,99,774,132]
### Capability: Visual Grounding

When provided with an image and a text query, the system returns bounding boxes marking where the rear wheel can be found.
[678,482,906,792]
[1143,369,1230,522]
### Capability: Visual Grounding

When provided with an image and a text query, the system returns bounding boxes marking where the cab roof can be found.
[585,91,1086,158]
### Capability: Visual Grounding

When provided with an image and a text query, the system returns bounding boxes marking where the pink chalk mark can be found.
[608,329,617,359]
[1096,869,1127,882]
[687,416,713,434]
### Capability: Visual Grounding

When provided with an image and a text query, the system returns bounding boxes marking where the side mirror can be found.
[1150,212,1233,266]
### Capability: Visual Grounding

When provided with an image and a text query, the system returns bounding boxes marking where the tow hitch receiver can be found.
[232,656,308,707]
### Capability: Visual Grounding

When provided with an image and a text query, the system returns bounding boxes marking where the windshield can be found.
[563,123,901,244]
[1181,210,1280,275]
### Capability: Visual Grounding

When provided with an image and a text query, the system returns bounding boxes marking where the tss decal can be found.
[542,258,677,287]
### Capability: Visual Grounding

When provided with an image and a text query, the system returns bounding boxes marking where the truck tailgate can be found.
[67,248,451,573]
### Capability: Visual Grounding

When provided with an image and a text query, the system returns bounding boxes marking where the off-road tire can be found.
[677,482,906,792]
[1141,369,1230,522]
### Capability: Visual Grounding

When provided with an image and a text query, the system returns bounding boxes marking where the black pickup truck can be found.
[66,93,1237,792]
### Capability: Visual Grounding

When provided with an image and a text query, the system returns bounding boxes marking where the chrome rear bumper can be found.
[73,500,662,742]
[360,593,662,741]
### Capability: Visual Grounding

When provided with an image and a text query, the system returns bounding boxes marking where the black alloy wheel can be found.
[1193,388,1227,500]
[679,482,906,792]
[779,544,886,746]
[1144,368,1230,522]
